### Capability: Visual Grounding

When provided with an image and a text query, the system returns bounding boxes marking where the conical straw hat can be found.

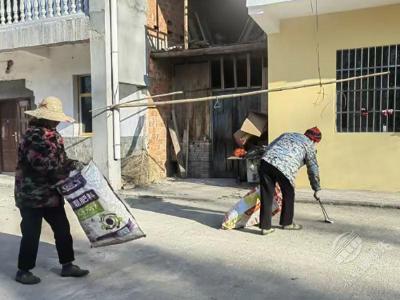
[25,96,75,123]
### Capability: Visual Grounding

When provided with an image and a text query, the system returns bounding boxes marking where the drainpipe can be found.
[110,0,121,160]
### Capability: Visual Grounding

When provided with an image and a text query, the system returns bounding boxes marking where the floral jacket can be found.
[14,125,76,208]
[262,133,321,191]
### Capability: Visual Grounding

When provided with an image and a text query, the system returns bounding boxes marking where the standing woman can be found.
[14,97,89,284]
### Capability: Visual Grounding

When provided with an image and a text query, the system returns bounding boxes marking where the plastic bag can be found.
[221,184,282,230]
[57,161,145,247]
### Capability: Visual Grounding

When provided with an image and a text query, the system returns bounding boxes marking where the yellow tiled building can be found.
[248,0,400,192]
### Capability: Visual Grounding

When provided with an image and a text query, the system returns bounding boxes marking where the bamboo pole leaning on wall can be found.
[111,71,389,109]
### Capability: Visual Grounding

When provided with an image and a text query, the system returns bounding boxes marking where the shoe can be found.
[282,223,303,230]
[61,263,89,278]
[15,270,41,285]
[261,228,275,235]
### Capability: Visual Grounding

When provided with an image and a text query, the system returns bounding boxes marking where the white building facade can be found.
[0,0,149,188]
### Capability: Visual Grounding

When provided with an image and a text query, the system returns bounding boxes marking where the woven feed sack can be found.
[221,184,282,230]
[57,161,145,247]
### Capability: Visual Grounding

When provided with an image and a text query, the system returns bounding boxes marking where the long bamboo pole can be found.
[90,91,184,112]
[184,0,189,49]
[112,71,389,109]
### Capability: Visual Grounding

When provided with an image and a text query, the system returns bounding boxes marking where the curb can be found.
[296,198,400,209]
[120,191,400,210]
[2,181,399,210]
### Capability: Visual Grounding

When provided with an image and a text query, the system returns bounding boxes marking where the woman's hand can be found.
[66,160,85,172]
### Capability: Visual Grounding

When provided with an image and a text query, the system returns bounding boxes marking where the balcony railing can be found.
[146,26,169,51]
[0,0,89,26]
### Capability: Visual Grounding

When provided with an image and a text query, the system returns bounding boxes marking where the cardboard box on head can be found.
[234,112,267,146]
[233,131,253,146]
[241,112,267,137]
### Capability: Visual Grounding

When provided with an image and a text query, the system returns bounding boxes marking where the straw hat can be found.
[25,96,75,123]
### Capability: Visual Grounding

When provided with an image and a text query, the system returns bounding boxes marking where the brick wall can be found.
[147,0,184,49]
[188,141,212,178]
[145,0,184,183]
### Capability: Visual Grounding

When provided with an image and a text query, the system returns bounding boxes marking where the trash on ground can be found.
[221,184,282,230]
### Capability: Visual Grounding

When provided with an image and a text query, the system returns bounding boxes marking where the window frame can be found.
[76,75,93,136]
[210,53,265,92]
[336,45,400,133]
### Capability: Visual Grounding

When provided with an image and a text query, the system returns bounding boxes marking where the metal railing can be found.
[0,0,89,26]
[146,26,168,51]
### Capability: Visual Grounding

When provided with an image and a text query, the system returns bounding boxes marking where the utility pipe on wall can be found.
[110,0,121,160]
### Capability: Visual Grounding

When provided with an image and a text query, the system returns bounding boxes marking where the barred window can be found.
[336,45,400,132]
[211,54,265,90]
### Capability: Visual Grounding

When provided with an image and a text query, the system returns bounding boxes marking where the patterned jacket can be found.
[262,133,321,191]
[14,124,76,208]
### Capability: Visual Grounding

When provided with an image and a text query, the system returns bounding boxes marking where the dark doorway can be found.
[212,92,261,178]
[0,99,31,173]
[211,53,266,178]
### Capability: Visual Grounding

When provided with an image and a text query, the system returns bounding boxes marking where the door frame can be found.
[0,97,34,173]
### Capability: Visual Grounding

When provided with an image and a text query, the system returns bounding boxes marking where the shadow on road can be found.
[125,196,225,228]
[295,212,400,246]
[0,233,59,279]
[0,233,353,299]
[1,230,399,300]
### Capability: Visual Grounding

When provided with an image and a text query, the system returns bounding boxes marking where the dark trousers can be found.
[259,160,295,230]
[18,206,75,271]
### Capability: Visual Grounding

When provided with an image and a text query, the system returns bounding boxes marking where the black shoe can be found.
[61,264,89,278]
[15,270,41,285]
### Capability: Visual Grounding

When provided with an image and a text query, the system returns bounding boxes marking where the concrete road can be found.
[0,179,399,300]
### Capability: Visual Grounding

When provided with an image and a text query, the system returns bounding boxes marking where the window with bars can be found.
[336,45,400,133]
[211,54,265,90]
